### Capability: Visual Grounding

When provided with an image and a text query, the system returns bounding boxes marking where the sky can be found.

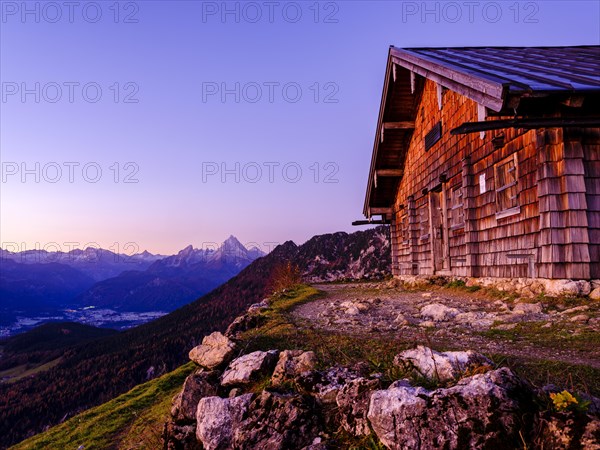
[1,0,599,255]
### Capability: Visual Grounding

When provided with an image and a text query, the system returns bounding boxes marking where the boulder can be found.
[367,368,533,450]
[542,279,591,297]
[591,287,600,300]
[171,370,219,423]
[420,303,460,322]
[393,345,492,383]
[196,394,253,450]
[189,332,237,370]
[232,390,321,450]
[336,377,381,436]
[221,350,279,386]
[271,350,318,386]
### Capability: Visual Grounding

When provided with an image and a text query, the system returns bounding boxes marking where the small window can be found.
[495,154,519,214]
[424,122,443,151]
[449,185,465,230]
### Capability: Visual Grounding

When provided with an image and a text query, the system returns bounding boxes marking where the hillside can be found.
[16,282,600,449]
[0,227,390,448]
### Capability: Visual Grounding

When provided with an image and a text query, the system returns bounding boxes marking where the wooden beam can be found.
[451,117,600,135]
[370,207,392,215]
[383,121,415,130]
[352,219,388,226]
[376,169,404,177]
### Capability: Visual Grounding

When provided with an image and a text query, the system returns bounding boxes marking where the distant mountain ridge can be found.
[74,236,265,311]
[0,247,164,281]
[0,237,266,333]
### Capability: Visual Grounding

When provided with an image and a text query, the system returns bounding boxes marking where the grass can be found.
[11,362,195,450]
[0,358,62,384]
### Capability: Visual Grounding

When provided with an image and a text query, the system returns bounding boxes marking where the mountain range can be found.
[0,237,264,335]
[0,226,390,447]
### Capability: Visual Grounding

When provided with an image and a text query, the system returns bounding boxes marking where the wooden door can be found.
[429,190,449,273]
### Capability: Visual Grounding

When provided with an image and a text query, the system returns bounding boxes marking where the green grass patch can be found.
[11,362,195,450]
[0,358,63,384]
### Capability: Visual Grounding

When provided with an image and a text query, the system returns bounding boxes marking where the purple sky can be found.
[1,1,599,255]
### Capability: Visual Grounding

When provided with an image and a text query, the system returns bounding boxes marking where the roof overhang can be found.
[363,45,600,219]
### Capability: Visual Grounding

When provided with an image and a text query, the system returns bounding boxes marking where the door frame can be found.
[428,186,450,274]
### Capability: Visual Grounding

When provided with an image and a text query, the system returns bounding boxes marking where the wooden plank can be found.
[376,169,404,177]
[383,121,415,130]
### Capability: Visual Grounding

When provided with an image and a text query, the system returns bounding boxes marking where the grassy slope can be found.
[11,362,195,450]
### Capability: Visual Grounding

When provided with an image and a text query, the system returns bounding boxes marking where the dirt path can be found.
[291,282,600,369]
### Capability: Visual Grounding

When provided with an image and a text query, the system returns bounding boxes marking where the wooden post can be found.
[461,156,478,277]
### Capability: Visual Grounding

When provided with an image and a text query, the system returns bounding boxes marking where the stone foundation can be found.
[393,275,600,298]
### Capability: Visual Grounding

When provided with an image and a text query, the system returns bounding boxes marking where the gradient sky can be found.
[1,1,599,255]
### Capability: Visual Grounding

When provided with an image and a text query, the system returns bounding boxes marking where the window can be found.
[495,154,519,216]
[448,185,465,230]
[424,122,443,151]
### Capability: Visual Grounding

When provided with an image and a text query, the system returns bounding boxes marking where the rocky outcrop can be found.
[188,332,237,370]
[394,345,492,383]
[336,377,381,436]
[225,299,269,338]
[367,368,533,450]
[221,350,279,386]
[271,350,318,386]
[171,370,219,423]
[232,391,321,449]
[196,394,254,450]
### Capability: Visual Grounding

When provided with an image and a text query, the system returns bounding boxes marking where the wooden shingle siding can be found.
[392,80,542,279]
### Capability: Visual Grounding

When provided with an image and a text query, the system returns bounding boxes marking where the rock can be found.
[225,313,265,338]
[542,279,591,297]
[418,320,436,328]
[248,299,269,312]
[299,366,362,405]
[222,350,279,386]
[367,368,533,450]
[560,305,590,315]
[336,377,381,436]
[569,314,589,323]
[495,323,517,330]
[421,292,433,298]
[163,422,202,450]
[189,332,237,369]
[232,390,321,449]
[271,350,318,386]
[420,303,460,321]
[591,287,600,300]
[512,302,543,315]
[537,411,600,450]
[171,370,219,423]
[454,312,496,329]
[394,313,409,325]
[196,394,253,450]
[393,345,492,383]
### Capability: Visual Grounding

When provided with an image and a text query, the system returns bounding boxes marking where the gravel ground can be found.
[291,282,600,368]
